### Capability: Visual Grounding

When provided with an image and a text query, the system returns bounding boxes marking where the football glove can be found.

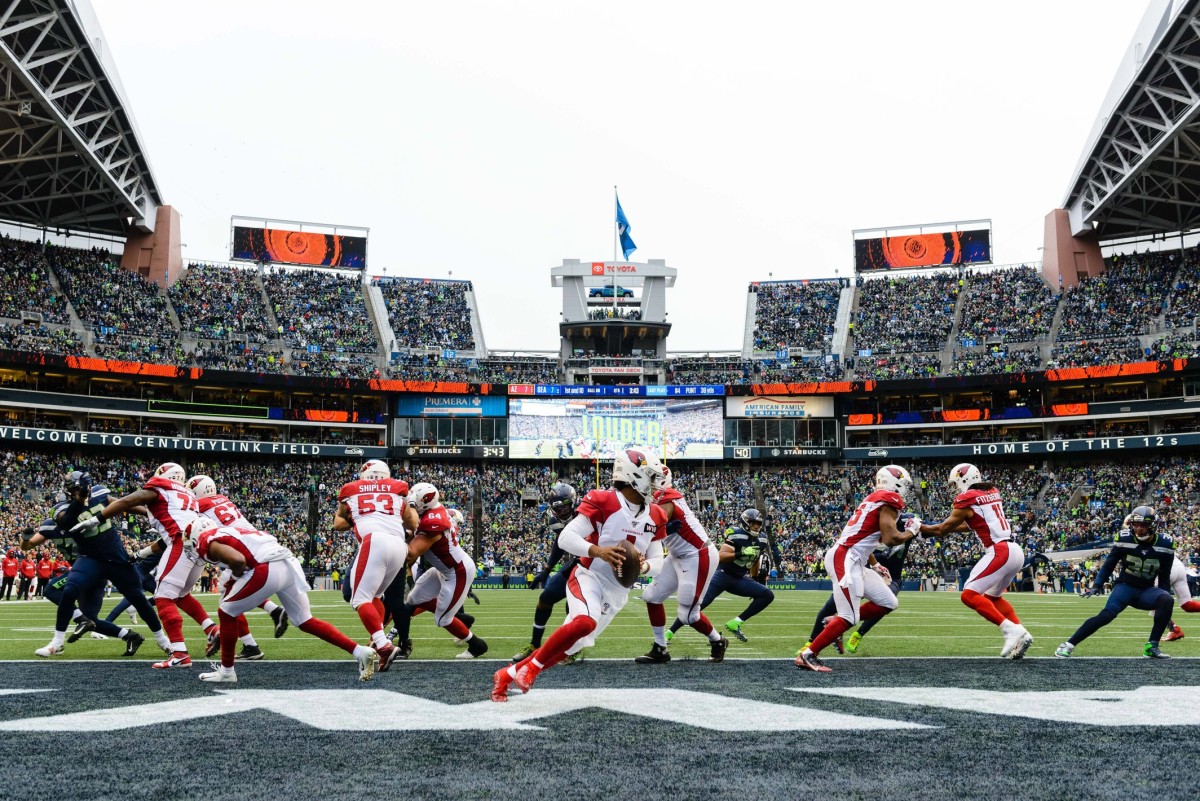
[902,515,923,535]
[741,546,761,560]
[529,571,549,590]
[872,564,892,584]
[69,517,100,534]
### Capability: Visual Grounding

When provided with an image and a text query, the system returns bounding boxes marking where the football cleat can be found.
[1000,625,1027,658]
[725,619,748,643]
[794,650,831,673]
[512,644,536,663]
[237,644,265,661]
[35,642,63,658]
[634,643,671,664]
[397,638,413,660]
[270,607,289,639]
[122,631,145,657]
[454,636,488,660]
[90,632,108,640]
[1165,624,1185,642]
[1010,631,1034,660]
[513,664,540,693]
[468,590,481,605]
[356,648,379,681]
[664,630,674,643]
[376,642,399,672]
[152,654,193,669]
[199,668,238,683]
[387,627,399,644]
[205,628,221,658]
[491,666,516,702]
[1144,643,1171,659]
[67,616,97,644]
[846,631,863,654]
[820,617,845,655]
[563,650,584,665]
[709,635,729,664]
[1054,642,1074,658]
[125,608,139,626]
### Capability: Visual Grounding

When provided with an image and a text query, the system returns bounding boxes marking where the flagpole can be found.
[613,186,619,318]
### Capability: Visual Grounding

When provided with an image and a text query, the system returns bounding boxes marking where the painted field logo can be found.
[0,688,924,733]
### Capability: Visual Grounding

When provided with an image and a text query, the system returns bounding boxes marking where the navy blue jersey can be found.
[52,484,130,564]
[1095,532,1174,591]
[38,511,78,562]
[717,526,771,579]
[874,540,910,580]
[543,510,569,572]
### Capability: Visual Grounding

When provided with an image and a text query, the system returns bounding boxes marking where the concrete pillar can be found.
[121,205,183,287]
[1042,208,1104,290]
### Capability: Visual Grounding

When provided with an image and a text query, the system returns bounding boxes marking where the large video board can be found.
[232,226,367,269]
[508,397,723,459]
[854,228,990,272]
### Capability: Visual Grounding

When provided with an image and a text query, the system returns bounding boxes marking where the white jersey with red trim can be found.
[574,489,667,588]
[953,487,1012,548]
[653,487,710,558]
[198,494,258,535]
[337,478,410,542]
[197,525,292,570]
[144,476,201,543]
[834,489,906,564]
[414,504,470,574]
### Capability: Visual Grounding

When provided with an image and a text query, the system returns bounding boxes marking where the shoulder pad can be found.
[1115,533,1136,546]
[650,504,669,526]
[197,496,216,513]
[1158,534,1176,548]
[419,508,451,534]
[577,489,619,520]
[337,482,359,502]
[144,476,176,492]
[869,490,905,510]
[654,488,683,503]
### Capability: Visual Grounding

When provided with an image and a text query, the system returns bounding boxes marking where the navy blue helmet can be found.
[1129,505,1156,543]
[741,508,764,529]
[63,470,92,496]
[548,483,578,522]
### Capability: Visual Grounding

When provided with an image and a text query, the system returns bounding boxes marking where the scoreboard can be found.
[508,384,724,397]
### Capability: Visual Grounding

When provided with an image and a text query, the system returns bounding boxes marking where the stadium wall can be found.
[121,204,183,287]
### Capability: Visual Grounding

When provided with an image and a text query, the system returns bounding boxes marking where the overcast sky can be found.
[92,1,1149,353]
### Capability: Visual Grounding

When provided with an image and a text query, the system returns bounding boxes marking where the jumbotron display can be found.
[855,229,990,271]
[508,397,723,459]
[233,226,367,269]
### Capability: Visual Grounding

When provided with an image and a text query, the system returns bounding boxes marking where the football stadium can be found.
[3,1,1200,799]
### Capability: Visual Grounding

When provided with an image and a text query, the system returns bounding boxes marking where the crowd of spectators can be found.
[950,345,1042,377]
[473,357,558,384]
[959,266,1057,344]
[93,333,187,366]
[0,323,83,356]
[50,244,180,347]
[853,272,959,354]
[264,268,379,353]
[169,263,272,341]
[849,352,940,380]
[288,348,379,379]
[378,278,474,351]
[1049,336,1146,368]
[1056,249,1178,341]
[191,339,289,374]
[1163,250,1200,331]
[0,237,71,324]
[751,280,842,351]
[588,308,642,321]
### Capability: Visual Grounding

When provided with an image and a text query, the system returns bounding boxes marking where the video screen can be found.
[233,226,367,269]
[508,397,723,459]
[855,228,990,271]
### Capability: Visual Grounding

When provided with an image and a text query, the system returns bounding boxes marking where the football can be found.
[612,540,641,588]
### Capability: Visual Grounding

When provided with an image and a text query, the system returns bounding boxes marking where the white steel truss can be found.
[0,0,159,236]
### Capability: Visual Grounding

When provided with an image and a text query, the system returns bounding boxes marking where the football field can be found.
[2,589,1200,801]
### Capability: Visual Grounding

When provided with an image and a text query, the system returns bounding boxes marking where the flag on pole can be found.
[615,193,637,260]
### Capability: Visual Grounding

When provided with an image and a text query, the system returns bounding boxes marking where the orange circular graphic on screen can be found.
[265,230,341,267]
[880,233,962,269]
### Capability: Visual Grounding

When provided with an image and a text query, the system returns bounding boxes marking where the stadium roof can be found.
[1063,0,1200,240]
[0,0,161,237]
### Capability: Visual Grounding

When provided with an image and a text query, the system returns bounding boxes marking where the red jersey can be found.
[953,487,1012,548]
[19,559,36,578]
[834,489,906,563]
[198,494,258,535]
[55,559,70,572]
[414,504,470,574]
[36,558,53,579]
[337,478,410,542]
[1,557,16,577]
[653,487,710,557]
[573,489,667,587]
[144,476,201,541]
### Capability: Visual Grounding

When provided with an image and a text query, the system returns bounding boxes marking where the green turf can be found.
[0,588,1194,661]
